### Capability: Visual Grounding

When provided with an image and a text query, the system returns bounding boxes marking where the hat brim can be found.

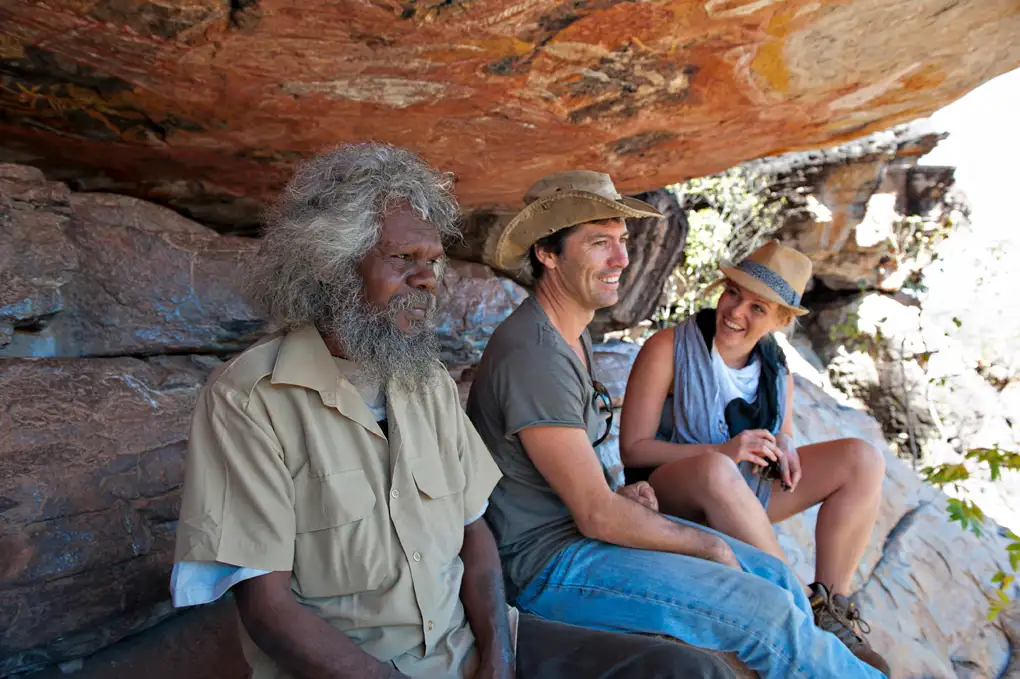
[484,191,662,282]
[718,266,810,317]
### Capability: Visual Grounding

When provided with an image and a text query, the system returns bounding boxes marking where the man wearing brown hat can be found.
[171,145,736,679]
[466,171,888,679]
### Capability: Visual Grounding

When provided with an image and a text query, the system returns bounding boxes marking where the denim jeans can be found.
[515,517,887,679]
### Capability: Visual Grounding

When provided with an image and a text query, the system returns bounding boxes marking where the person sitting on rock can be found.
[169,143,736,679]
[619,240,889,674]
[466,170,890,679]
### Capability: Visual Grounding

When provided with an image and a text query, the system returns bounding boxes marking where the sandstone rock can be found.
[436,260,527,365]
[775,371,1020,679]
[765,124,953,291]
[592,341,641,408]
[24,598,247,679]
[0,165,77,349]
[1,2,1017,231]
[447,363,476,410]
[0,355,217,675]
[804,292,1020,531]
[0,167,266,358]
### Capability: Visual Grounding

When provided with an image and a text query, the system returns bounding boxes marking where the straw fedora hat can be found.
[485,170,663,283]
[718,240,812,316]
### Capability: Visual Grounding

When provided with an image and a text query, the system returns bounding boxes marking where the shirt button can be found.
[391,488,399,499]
[719,422,727,434]
[413,552,422,562]
[427,620,434,631]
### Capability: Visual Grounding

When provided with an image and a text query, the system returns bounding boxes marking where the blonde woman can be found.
[620,240,888,674]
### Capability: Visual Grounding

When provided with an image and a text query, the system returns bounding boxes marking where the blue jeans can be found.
[515,517,886,679]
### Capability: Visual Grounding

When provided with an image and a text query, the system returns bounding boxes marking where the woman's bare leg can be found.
[766,439,885,594]
[649,452,790,565]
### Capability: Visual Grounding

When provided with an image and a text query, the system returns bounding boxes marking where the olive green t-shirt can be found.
[466,296,610,600]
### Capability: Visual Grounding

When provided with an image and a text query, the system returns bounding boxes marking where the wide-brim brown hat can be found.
[485,170,663,282]
[717,239,812,316]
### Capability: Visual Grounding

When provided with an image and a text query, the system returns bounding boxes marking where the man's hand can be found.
[776,432,801,492]
[706,537,741,570]
[617,481,659,512]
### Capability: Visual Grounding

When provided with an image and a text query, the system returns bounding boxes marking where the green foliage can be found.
[945,497,985,537]
[966,446,1020,482]
[922,450,1020,618]
[657,168,783,322]
[922,462,970,487]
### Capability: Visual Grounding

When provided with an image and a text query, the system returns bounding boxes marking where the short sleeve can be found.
[174,383,296,572]
[494,347,588,437]
[455,397,503,523]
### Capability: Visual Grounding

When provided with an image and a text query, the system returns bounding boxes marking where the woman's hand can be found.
[776,432,801,492]
[720,429,783,469]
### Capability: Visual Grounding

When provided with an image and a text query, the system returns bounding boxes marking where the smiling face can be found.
[357,204,444,335]
[537,218,630,311]
[714,280,789,358]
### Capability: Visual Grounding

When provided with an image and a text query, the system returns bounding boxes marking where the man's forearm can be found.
[459,520,514,675]
[582,494,736,566]
[235,575,407,679]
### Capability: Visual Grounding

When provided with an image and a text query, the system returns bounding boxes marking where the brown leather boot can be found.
[809,582,890,676]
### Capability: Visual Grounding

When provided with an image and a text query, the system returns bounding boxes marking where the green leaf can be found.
[946,498,985,537]
[991,572,1014,590]
[923,463,970,486]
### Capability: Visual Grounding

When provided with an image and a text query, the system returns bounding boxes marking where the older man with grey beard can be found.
[170,143,735,679]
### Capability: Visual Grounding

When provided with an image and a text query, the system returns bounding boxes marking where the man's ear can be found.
[533,243,558,271]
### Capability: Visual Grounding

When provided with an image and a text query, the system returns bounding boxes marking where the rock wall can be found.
[803,292,1020,535]
[757,122,958,292]
[0,355,216,675]
[0,165,265,358]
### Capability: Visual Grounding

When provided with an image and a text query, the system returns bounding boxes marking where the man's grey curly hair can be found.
[248,142,461,329]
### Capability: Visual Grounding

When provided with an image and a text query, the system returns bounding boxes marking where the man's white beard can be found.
[321,276,441,391]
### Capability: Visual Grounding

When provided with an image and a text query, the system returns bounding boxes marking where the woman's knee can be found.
[696,452,745,495]
[846,438,885,486]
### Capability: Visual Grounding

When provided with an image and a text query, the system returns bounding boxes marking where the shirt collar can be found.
[271,325,341,394]
[271,325,389,437]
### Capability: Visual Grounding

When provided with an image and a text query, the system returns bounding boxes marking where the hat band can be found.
[736,260,802,307]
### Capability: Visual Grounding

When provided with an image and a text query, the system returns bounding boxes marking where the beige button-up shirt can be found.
[175,326,503,679]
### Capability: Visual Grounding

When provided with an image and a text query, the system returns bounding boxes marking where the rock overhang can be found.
[0,0,1017,233]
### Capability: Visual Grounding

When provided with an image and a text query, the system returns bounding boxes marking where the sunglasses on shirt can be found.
[592,380,613,448]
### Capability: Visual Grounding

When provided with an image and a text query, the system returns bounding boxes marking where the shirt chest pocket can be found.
[410,459,467,562]
[292,469,390,598]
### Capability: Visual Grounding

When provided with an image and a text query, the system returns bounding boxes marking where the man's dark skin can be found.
[234,203,515,679]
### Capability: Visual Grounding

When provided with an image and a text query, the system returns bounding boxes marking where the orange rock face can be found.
[0,0,1017,230]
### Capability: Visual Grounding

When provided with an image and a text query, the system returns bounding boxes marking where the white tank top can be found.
[711,341,761,405]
